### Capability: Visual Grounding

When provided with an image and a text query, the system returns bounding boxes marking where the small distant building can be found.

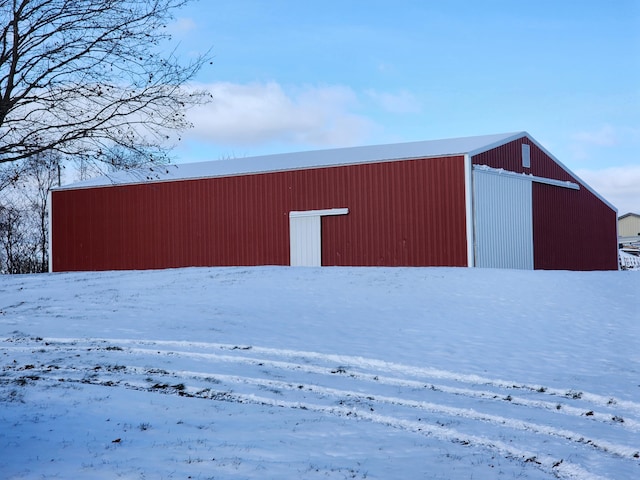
[619,213,640,237]
[618,213,640,270]
[49,132,619,272]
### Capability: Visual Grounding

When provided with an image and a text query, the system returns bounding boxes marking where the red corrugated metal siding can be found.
[51,175,292,271]
[51,155,468,271]
[532,183,618,270]
[472,137,618,270]
[472,137,574,180]
[319,158,467,266]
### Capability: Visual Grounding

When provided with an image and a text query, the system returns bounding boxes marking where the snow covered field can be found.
[1,266,638,479]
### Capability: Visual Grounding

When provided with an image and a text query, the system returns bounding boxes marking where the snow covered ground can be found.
[0,266,638,479]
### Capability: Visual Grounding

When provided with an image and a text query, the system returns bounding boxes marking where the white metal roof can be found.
[58,131,526,189]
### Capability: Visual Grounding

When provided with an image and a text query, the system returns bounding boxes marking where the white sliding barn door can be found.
[289,215,322,267]
[473,170,533,269]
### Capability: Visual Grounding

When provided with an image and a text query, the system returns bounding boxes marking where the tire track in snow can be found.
[169,391,614,480]
[2,335,639,480]
[4,336,640,438]
[0,367,614,480]
[3,371,612,480]
[18,336,640,418]
[6,339,640,433]
[113,365,639,462]
[119,344,640,437]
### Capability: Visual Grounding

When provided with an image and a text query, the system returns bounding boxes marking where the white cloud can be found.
[169,17,197,34]
[184,82,375,148]
[576,165,640,215]
[567,125,640,162]
[571,125,618,147]
[365,89,422,114]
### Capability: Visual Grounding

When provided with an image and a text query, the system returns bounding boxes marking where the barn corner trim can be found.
[47,189,53,273]
[464,154,475,268]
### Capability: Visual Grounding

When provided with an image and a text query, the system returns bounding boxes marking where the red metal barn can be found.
[49,132,619,271]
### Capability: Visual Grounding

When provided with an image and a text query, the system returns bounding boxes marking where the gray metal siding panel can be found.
[474,171,533,269]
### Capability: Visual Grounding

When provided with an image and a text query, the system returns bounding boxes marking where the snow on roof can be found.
[58,132,526,189]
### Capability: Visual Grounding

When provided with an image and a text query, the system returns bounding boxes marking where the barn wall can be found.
[51,174,291,271]
[317,158,467,266]
[532,183,619,270]
[472,137,618,271]
[51,156,468,271]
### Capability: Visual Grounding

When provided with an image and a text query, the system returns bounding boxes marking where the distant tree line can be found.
[0,152,59,273]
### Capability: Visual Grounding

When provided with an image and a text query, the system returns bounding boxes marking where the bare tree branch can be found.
[0,0,211,167]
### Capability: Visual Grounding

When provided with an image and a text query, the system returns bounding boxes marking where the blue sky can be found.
[168,0,639,213]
